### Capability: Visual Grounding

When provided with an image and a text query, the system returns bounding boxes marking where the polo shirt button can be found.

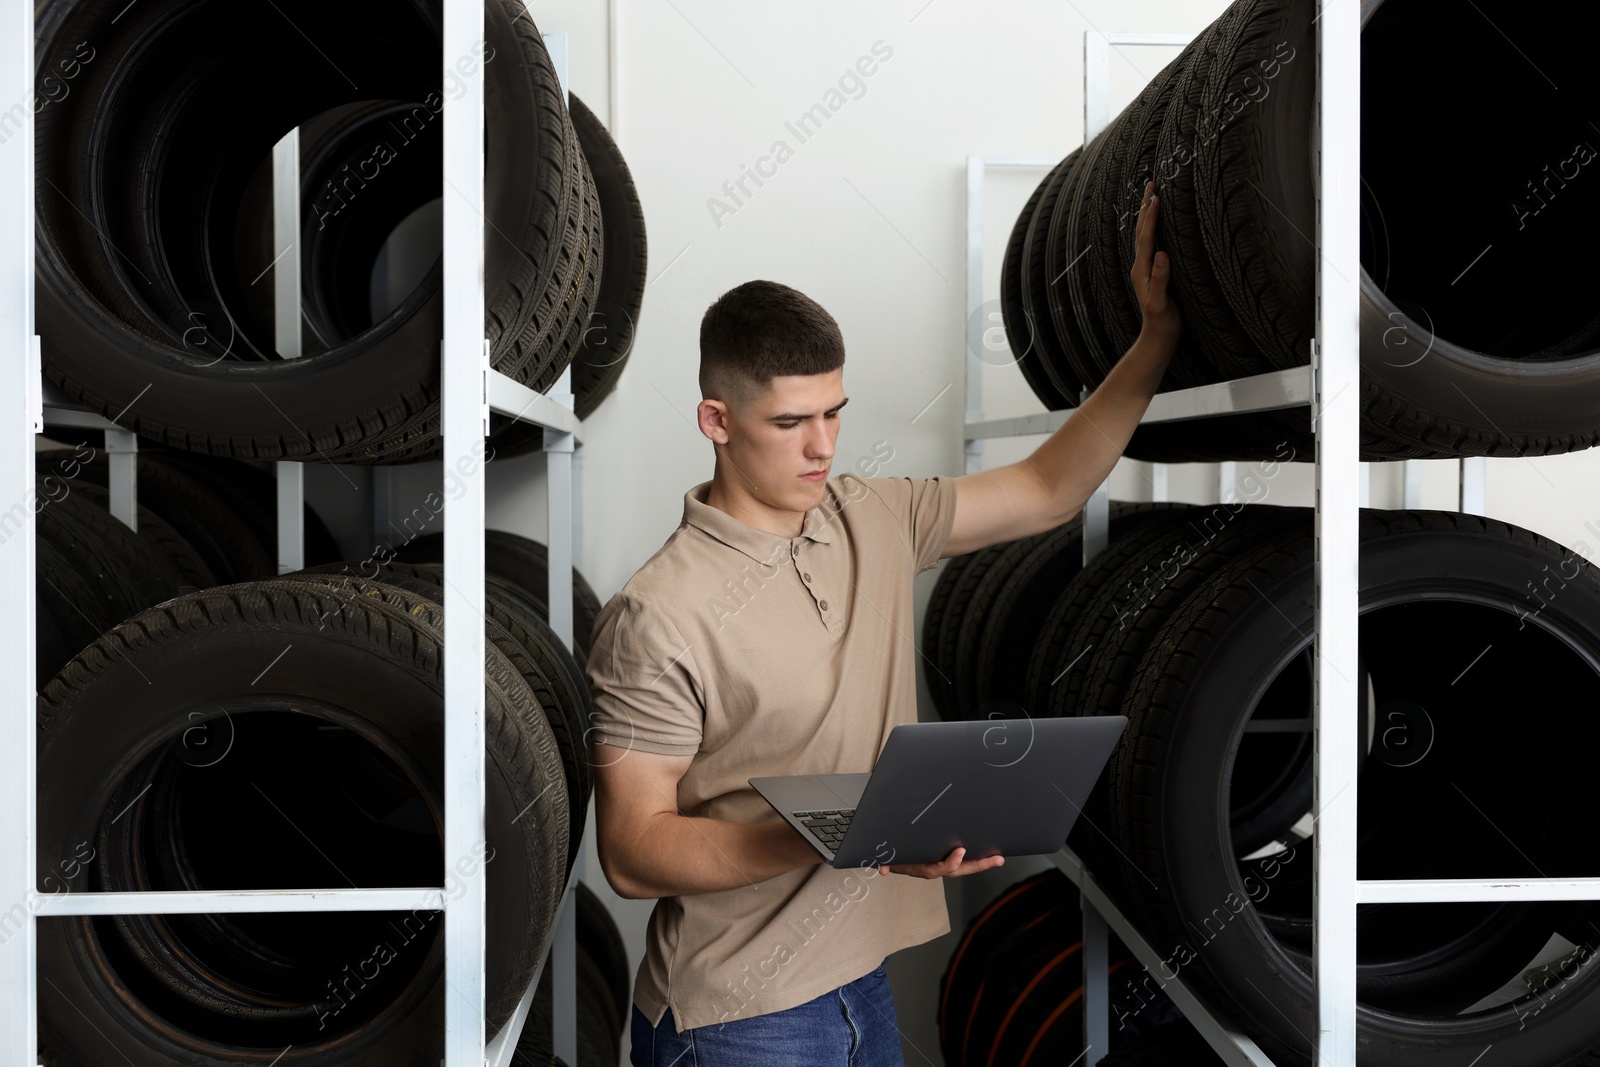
[803,572,812,582]
[820,600,829,610]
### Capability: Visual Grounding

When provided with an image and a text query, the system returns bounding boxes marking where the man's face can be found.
[706,368,847,514]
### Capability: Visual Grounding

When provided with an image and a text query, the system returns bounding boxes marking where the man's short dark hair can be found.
[699,280,845,408]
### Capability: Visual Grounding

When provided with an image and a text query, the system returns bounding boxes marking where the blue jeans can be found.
[629,960,907,1067]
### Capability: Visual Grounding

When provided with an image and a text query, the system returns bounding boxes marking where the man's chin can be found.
[792,480,828,509]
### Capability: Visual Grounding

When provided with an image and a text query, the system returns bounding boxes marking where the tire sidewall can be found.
[1149,523,1600,1063]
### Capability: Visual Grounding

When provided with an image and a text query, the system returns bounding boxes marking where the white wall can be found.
[359,2,1600,1062]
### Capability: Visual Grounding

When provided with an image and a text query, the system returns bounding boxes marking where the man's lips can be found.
[801,469,827,480]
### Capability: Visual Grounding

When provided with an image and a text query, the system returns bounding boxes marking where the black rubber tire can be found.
[70,481,217,594]
[1112,58,1212,391]
[569,91,647,422]
[1105,16,1316,463]
[392,530,602,658]
[140,448,344,567]
[577,944,622,1065]
[1092,36,1207,392]
[1022,504,1199,723]
[495,32,603,397]
[287,100,444,354]
[511,942,618,1067]
[923,546,984,721]
[1028,504,1306,909]
[63,445,277,582]
[1109,510,1600,1064]
[955,899,1085,1067]
[931,535,1040,721]
[950,525,1070,720]
[36,580,568,1063]
[941,872,1079,1067]
[939,871,1063,1062]
[1086,70,1150,370]
[1022,151,1091,402]
[1185,0,1323,458]
[1002,161,1075,411]
[1041,68,1270,461]
[309,557,593,878]
[368,557,593,786]
[575,881,630,1032]
[33,446,138,683]
[1193,0,1316,376]
[35,475,182,615]
[995,0,1600,462]
[518,111,605,399]
[1353,0,1600,459]
[1117,2,1312,462]
[1041,144,1105,397]
[33,0,578,464]
[35,535,115,686]
[941,869,1177,1067]
[967,503,1185,718]
[1150,2,1259,385]
[1018,510,1198,907]
[1061,128,1120,383]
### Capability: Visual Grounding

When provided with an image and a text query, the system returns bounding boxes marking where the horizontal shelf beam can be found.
[39,378,119,431]
[488,368,582,439]
[965,366,1310,440]
[41,370,586,442]
[1052,847,1278,1067]
[1357,879,1600,905]
[31,887,445,916]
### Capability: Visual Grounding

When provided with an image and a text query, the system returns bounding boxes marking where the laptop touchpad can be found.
[816,773,870,807]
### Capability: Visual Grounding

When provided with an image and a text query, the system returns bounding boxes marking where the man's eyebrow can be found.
[768,397,849,421]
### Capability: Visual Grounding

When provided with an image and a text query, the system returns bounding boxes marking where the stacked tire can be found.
[926,503,1600,1065]
[35,0,646,464]
[390,529,604,673]
[33,442,343,681]
[36,577,569,1063]
[512,883,631,1067]
[31,445,601,1063]
[922,500,1194,722]
[344,555,597,879]
[1004,0,1600,461]
[30,0,637,1044]
[938,869,1180,1067]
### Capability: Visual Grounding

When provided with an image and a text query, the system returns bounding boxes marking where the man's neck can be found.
[704,469,808,540]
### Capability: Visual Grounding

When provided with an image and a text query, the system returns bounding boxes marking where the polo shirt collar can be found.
[683,479,833,564]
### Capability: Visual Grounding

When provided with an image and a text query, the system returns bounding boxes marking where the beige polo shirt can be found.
[585,470,960,1033]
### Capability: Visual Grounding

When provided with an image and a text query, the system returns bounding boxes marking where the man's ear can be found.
[698,398,732,444]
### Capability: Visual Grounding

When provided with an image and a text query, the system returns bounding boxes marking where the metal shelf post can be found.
[1,0,39,1051]
[440,0,491,1057]
[1312,0,1361,1057]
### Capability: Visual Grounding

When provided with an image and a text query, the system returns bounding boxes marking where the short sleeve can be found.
[852,473,960,573]
[584,590,705,757]
[908,474,960,572]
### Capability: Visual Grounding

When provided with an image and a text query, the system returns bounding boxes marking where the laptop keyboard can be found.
[796,809,855,851]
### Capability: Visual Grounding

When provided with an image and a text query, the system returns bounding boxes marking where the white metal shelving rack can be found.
[2,1,590,1063]
[961,11,1600,1067]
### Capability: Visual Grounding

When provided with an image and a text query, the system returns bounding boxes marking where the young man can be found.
[588,182,1179,1066]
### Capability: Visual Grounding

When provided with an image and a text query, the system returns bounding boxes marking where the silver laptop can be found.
[749,716,1127,869]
